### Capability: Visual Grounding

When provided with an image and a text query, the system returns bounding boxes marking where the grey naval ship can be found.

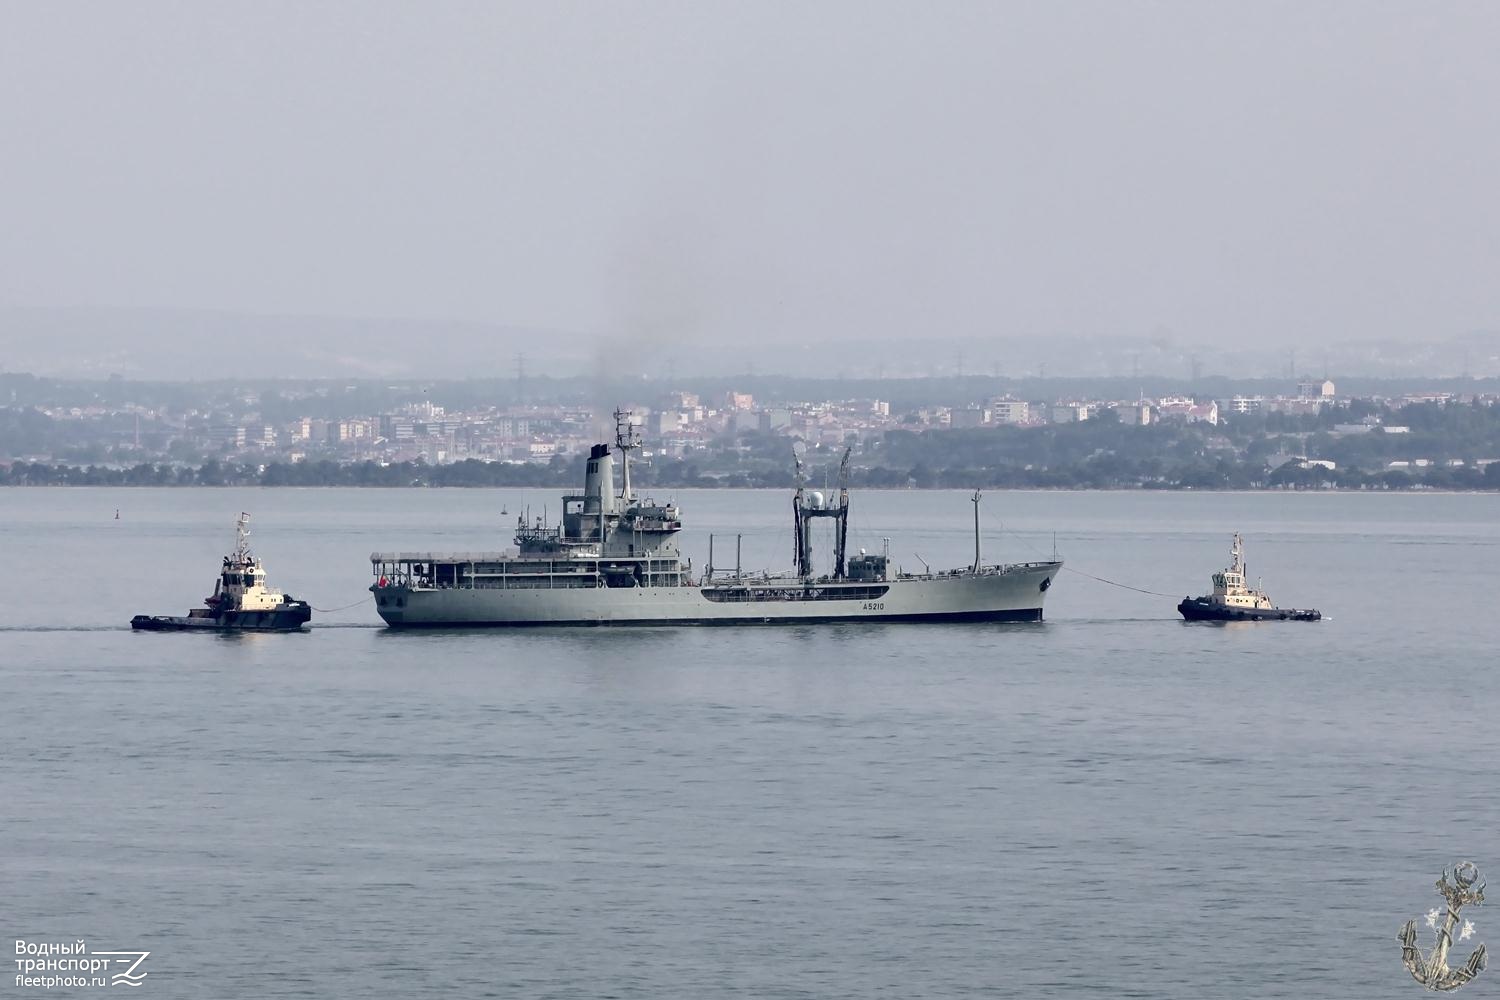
[370,412,1062,628]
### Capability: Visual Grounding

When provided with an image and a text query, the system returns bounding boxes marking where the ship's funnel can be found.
[583,444,615,515]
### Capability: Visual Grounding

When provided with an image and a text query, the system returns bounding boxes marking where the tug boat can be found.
[131,513,312,632]
[1178,534,1320,622]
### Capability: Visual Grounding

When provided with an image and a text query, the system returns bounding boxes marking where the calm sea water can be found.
[2,487,1498,998]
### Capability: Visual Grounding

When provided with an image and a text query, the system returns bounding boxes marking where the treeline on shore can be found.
[5,455,1500,490]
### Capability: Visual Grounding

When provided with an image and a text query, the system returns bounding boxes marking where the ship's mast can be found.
[1231,533,1244,575]
[792,440,808,576]
[614,408,640,504]
[971,491,982,572]
[835,446,851,578]
[791,443,852,580]
[234,512,252,562]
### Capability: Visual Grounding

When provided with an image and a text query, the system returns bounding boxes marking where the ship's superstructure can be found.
[132,513,312,631]
[1208,534,1270,610]
[370,411,1061,627]
[1177,534,1320,622]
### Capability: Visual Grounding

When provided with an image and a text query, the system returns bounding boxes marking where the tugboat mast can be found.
[234,512,252,562]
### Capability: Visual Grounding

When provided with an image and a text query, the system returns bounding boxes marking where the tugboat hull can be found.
[130,604,311,632]
[1177,598,1320,622]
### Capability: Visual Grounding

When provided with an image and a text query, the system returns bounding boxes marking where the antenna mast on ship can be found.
[234,512,252,562]
[792,441,808,576]
[971,491,982,572]
[614,408,641,503]
[836,446,851,578]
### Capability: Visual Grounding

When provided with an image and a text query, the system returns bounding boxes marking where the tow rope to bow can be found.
[1001,529,1178,599]
[1058,566,1179,598]
[310,597,374,613]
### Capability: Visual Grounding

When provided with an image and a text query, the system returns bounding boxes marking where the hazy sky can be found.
[3,1,1498,361]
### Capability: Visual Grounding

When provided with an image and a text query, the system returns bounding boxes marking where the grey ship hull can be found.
[375,562,1060,628]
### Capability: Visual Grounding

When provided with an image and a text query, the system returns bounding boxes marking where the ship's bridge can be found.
[619,503,681,532]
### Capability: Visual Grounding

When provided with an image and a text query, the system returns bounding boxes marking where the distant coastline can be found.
[9,371,1500,494]
[3,459,1498,492]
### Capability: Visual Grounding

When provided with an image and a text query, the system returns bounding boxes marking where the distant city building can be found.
[494,416,531,439]
[758,408,792,432]
[380,415,416,440]
[1270,454,1336,471]
[1157,400,1219,425]
[1297,379,1336,401]
[990,399,1030,425]
[1229,396,1264,414]
[724,392,754,411]
[650,411,680,436]
[405,401,444,419]
[1113,402,1152,426]
[1263,398,1323,416]
[327,419,369,442]
[1050,403,1091,424]
[950,407,989,429]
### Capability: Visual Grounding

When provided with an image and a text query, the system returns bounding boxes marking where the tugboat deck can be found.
[130,613,309,632]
